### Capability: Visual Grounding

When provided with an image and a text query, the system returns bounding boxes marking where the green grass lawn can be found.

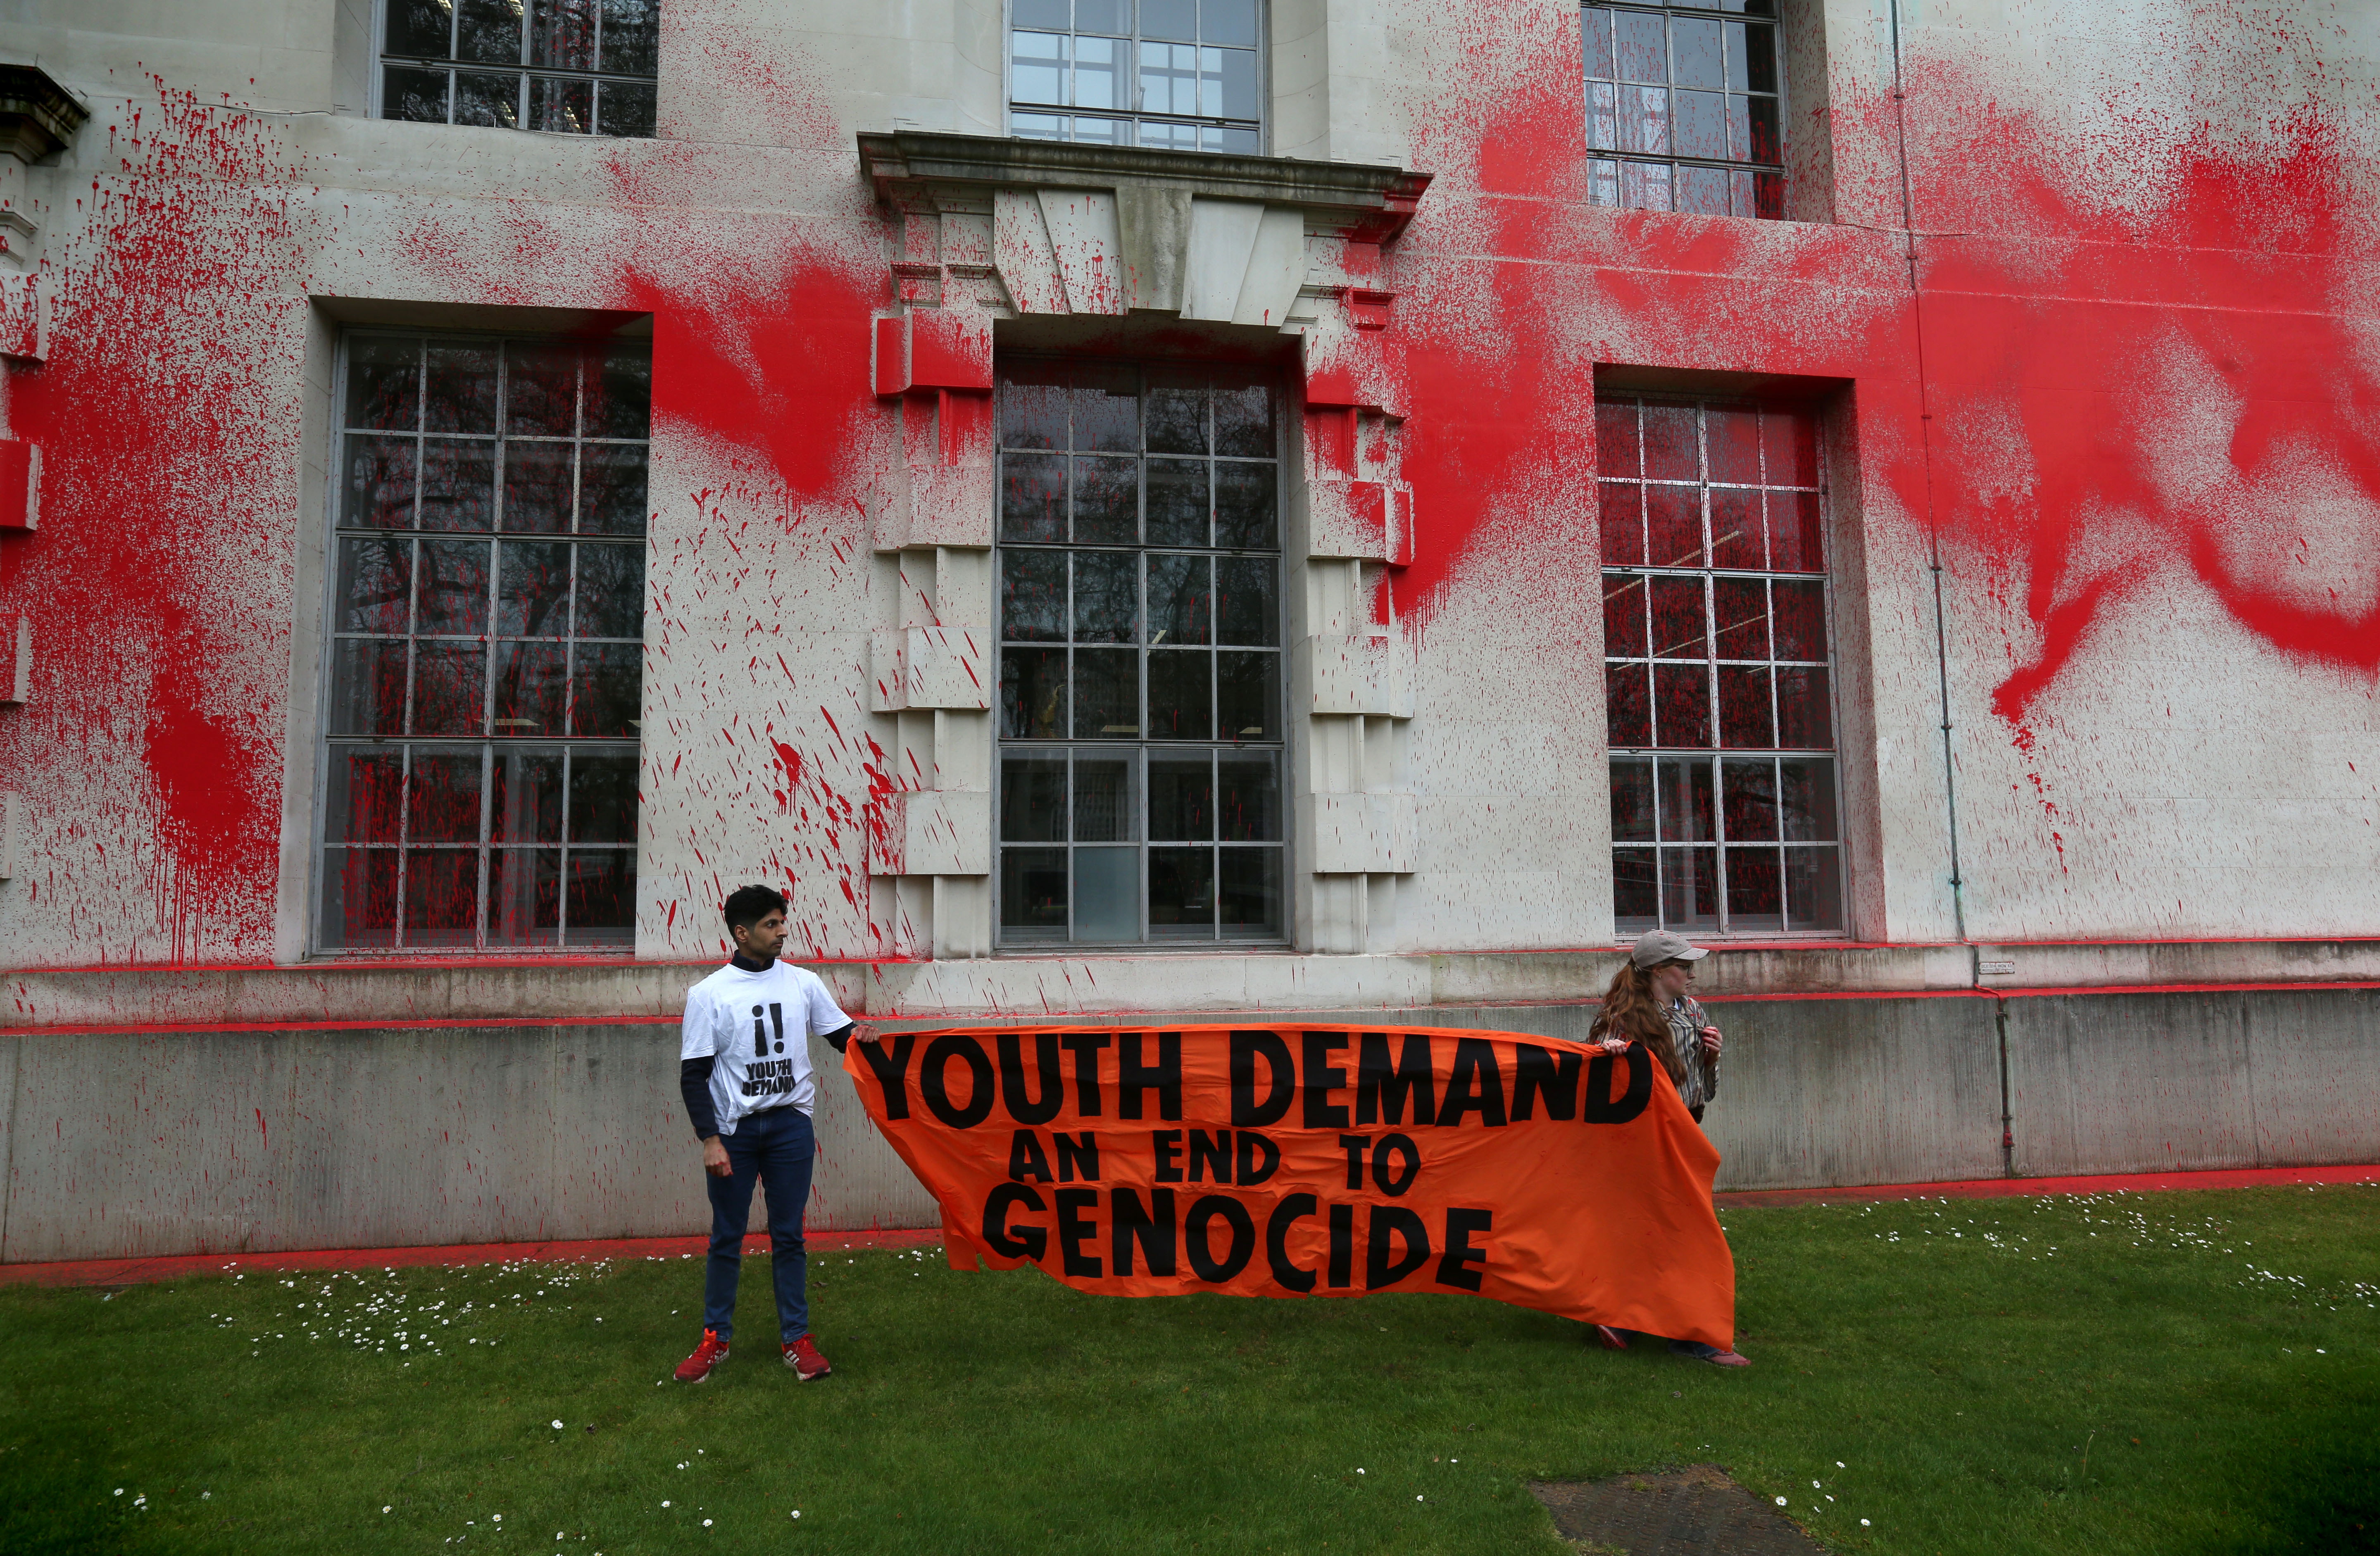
[2,1185,2373,1556]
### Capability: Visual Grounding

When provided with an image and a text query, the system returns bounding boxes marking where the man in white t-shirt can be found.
[671,885,860,1384]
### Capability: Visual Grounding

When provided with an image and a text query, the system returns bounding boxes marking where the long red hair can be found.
[1590,959,1687,1084]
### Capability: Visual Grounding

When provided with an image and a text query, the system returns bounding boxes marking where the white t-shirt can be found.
[680,959,852,1134]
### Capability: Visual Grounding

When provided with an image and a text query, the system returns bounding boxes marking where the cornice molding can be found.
[857,130,1430,243]
[0,62,90,164]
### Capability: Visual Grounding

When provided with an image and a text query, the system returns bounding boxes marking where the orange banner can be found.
[844,1023,1735,1347]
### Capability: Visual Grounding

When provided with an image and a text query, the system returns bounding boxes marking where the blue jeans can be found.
[702,1104,814,1344]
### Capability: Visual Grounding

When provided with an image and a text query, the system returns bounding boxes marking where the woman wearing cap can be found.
[1586,928,1748,1366]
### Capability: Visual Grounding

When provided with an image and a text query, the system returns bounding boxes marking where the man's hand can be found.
[851,1021,885,1047]
[702,1135,731,1178]
[1699,1025,1724,1057]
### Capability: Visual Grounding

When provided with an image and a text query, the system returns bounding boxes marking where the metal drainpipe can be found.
[1889,1,2010,1173]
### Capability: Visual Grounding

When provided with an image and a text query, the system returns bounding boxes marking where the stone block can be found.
[870,626,989,712]
[1298,630,1413,717]
[0,440,34,529]
[1304,790,1416,873]
[866,788,991,877]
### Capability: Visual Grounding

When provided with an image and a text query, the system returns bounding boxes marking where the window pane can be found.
[414,642,489,735]
[384,65,451,122]
[1002,753,1069,842]
[1646,483,1701,566]
[1780,757,1838,841]
[531,75,593,133]
[421,440,497,532]
[455,72,521,128]
[1149,752,1212,841]
[1013,31,1068,106]
[588,346,652,437]
[409,748,485,842]
[531,0,597,69]
[1595,401,1639,477]
[1206,0,1258,47]
[347,338,421,430]
[1656,755,1715,841]
[1605,661,1651,748]
[1075,847,1141,940]
[1216,651,1277,741]
[1077,0,1127,31]
[406,849,482,946]
[1652,661,1710,747]
[1219,847,1281,937]
[493,641,568,736]
[1216,48,1259,120]
[1741,21,1778,94]
[1610,757,1654,841]
[578,443,648,534]
[1642,404,1698,481]
[568,642,641,737]
[1659,847,1721,932]
[1147,847,1213,934]
[1616,10,1668,81]
[1583,7,1614,79]
[1726,845,1783,928]
[326,747,406,843]
[1771,579,1826,659]
[426,345,501,433]
[1622,160,1672,212]
[1014,0,1070,27]
[1073,755,1136,841]
[488,847,562,946]
[387,0,454,57]
[1217,750,1280,841]
[564,848,635,942]
[1711,487,1762,568]
[1713,576,1768,658]
[506,343,577,435]
[502,441,574,533]
[1147,552,1211,646]
[1674,91,1726,162]
[1147,650,1213,740]
[1215,556,1277,645]
[1590,157,1621,208]
[320,848,401,949]
[1002,453,1067,542]
[1145,457,1209,547]
[1076,34,1124,110]
[1213,378,1272,457]
[1072,455,1139,545]
[331,640,410,737]
[1073,647,1139,737]
[1073,363,1139,451]
[1214,462,1276,548]
[337,537,414,634]
[1073,549,1139,642]
[1001,647,1066,737]
[419,538,493,634]
[1001,848,1069,934]
[1745,95,1781,164]
[1716,663,1774,748]
[492,747,566,843]
[1142,0,1197,42]
[1721,757,1778,840]
[1673,17,1723,88]
[1769,489,1824,571]
[573,544,643,638]
[1001,362,1069,449]
[596,79,657,136]
[1002,550,1068,642]
[458,0,524,62]
[599,0,659,74]
[1602,571,1647,658]
[1775,665,1831,749]
[1612,846,1657,927]
[1618,86,1668,156]
[1598,483,1643,565]
[1146,377,1207,454]
[1785,847,1842,930]
[1587,80,1618,152]
[1649,575,1706,659]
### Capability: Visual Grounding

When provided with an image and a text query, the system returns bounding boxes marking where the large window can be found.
[320,332,650,952]
[1599,397,1842,935]
[997,360,1285,944]
[380,0,659,137]
[1583,1,1783,218]
[1010,0,1262,153]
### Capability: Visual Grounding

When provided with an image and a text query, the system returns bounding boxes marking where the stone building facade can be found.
[0,0,2373,1260]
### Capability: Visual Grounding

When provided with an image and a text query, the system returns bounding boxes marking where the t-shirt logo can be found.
[752,1004,786,1056]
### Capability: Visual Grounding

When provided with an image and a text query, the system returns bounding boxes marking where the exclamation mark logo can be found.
[752,1005,768,1057]
[768,1003,786,1054]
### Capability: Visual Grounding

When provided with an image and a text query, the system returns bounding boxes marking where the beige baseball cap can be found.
[1630,928,1710,968]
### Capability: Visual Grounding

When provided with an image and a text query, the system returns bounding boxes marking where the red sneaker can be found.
[1593,1325,1630,1351]
[674,1328,730,1382]
[783,1333,831,1382]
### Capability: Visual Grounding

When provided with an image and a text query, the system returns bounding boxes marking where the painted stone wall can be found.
[0,0,2373,985]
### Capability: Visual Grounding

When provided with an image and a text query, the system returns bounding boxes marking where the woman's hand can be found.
[1598,1037,1630,1055]
[1699,1025,1723,1057]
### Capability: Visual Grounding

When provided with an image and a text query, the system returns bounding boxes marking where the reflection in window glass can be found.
[997,358,1284,943]
[321,332,650,952]
[1599,396,1841,936]
[1009,0,1264,153]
